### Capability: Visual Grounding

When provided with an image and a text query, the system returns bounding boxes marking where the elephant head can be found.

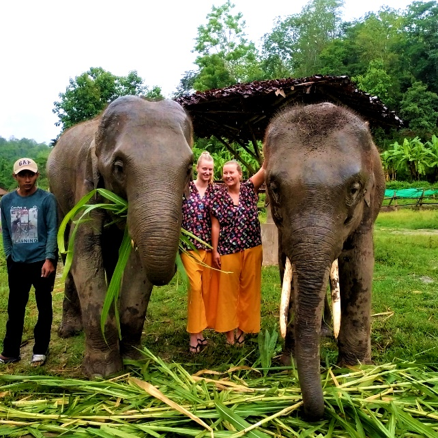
[94,96,193,285]
[264,103,384,419]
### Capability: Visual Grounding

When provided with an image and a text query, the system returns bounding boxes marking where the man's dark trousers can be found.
[2,259,56,358]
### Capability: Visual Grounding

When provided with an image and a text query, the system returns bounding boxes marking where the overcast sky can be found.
[0,0,415,144]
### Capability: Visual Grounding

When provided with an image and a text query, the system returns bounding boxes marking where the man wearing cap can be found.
[0,158,57,366]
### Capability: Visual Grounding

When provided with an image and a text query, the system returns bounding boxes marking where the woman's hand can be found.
[213,249,221,269]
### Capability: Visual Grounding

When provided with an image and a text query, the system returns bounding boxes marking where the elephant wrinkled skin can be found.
[264,103,385,420]
[47,96,193,378]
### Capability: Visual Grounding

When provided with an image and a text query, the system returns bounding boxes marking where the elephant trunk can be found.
[293,257,330,420]
[287,226,338,420]
[127,188,182,286]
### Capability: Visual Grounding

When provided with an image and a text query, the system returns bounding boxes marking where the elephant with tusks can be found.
[264,103,385,420]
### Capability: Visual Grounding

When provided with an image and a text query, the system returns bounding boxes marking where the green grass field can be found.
[0,208,436,374]
[0,209,437,436]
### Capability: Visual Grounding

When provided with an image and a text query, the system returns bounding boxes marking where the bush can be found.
[385,180,438,190]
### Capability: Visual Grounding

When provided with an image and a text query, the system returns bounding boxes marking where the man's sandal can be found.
[31,354,47,367]
[0,355,21,364]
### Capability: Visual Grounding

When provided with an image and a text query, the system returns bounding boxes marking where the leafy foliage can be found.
[193,139,262,180]
[381,136,438,181]
[191,0,264,91]
[353,59,397,108]
[58,189,212,340]
[261,0,344,78]
[0,137,51,191]
[52,67,163,135]
[9,0,437,181]
[399,81,438,133]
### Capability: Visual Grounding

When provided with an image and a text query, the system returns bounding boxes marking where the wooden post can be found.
[416,189,425,209]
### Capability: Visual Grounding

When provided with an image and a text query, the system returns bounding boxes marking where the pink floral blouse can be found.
[181,181,215,250]
[211,180,262,255]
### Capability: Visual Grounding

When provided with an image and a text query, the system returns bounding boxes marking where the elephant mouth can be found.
[279,257,341,339]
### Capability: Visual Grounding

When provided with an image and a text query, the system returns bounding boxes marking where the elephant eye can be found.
[113,159,124,177]
[346,182,361,207]
[350,182,360,196]
[268,179,281,204]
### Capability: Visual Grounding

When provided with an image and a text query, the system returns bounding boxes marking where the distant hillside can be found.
[0,137,51,190]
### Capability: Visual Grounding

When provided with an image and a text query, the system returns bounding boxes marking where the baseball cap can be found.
[13,158,38,175]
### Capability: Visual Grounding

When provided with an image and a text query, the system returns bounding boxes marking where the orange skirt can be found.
[215,245,263,333]
[181,250,218,333]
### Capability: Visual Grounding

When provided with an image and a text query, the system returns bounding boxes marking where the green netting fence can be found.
[384,188,438,207]
[385,189,438,198]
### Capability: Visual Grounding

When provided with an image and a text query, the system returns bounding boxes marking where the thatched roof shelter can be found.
[176,75,402,172]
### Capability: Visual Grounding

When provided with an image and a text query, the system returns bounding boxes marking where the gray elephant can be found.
[47,96,193,378]
[264,103,385,420]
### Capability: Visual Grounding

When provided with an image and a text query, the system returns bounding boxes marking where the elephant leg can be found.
[119,249,152,359]
[337,229,374,366]
[58,270,83,338]
[72,224,122,378]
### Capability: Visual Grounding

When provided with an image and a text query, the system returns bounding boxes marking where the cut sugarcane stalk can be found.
[329,259,341,339]
[280,257,292,339]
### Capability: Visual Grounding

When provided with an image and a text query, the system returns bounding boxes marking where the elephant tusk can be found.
[329,259,341,339]
[280,257,293,339]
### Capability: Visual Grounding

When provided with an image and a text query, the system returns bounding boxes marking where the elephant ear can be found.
[364,173,374,208]
[85,140,103,191]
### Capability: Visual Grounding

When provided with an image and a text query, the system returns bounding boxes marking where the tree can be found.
[192,1,263,91]
[261,0,344,78]
[53,67,163,134]
[353,59,398,108]
[381,137,437,181]
[319,8,405,95]
[0,137,51,190]
[173,70,199,98]
[399,81,438,133]
[396,1,438,96]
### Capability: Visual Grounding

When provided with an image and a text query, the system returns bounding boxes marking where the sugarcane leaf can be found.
[88,428,117,438]
[130,377,213,435]
[96,188,128,208]
[57,190,97,253]
[176,251,189,289]
[25,427,45,438]
[100,426,140,438]
[215,400,269,438]
[355,408,391,438]
[181,228,213,250]
[325,403,360,437]
[101,227,132,341]
[396,404,437,437]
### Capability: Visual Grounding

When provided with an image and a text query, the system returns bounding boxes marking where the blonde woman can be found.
[211,160,265,346]
[181,152,217,353]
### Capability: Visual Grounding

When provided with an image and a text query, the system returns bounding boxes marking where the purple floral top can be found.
[211,180,262,255]
[181,181,215,250]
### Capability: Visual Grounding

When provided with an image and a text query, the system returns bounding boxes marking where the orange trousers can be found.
[181,250,218,333]
[215,245,263,334]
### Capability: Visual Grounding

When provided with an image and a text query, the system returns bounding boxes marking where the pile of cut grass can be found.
[1,348,437,437]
